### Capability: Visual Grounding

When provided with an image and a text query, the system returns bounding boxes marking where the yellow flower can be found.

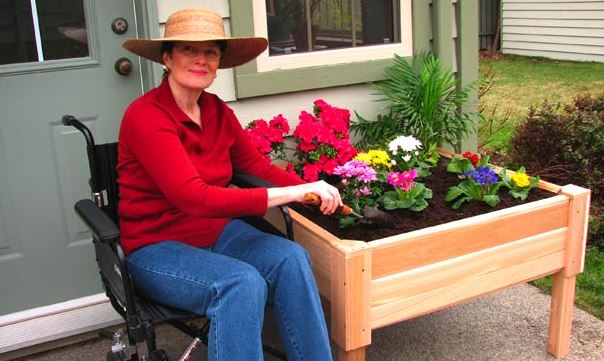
[511,172,531,188]
[355,150,391,168]
[354,152,372,164]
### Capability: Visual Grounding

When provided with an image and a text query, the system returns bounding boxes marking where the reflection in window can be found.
[0,1,37,65]
[266,0,399,56]
[0,0,88,65]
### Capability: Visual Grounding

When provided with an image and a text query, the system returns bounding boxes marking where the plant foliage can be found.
[352,52,477,151]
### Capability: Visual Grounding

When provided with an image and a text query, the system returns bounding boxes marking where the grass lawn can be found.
[479,54,604,152]
[478,53,604,320]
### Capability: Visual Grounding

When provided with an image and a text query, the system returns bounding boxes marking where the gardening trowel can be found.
[302,193,395,228]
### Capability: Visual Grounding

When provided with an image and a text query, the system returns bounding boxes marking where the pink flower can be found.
[387,169,418,191]
[333,160,377,183]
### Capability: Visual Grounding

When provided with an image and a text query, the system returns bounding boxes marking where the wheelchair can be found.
[62,115,293,361]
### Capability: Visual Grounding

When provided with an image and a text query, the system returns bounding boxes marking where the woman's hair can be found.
[161,41,227,78]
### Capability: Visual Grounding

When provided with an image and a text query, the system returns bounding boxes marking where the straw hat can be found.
[122,8,268,68]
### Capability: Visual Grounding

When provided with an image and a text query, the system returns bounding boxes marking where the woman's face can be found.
[162,41,221,92]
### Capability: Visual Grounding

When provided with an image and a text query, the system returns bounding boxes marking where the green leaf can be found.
[381,192,398,210]
[483,194,500,207]
[445,186,464,202]
[447,157,473,174]
[339,216,357,228]
[452,197,468,210]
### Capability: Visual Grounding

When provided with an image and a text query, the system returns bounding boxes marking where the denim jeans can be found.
[127,219,333,361]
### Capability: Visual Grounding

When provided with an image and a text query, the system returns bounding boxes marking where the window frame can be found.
[253,0,413,71]
[0,0,100,76]
[230,0,423,99]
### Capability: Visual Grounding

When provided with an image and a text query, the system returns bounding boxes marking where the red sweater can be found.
[117,79,304,254]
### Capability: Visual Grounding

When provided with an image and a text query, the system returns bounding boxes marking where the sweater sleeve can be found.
[120,104,268,218]
[221,103,306,187]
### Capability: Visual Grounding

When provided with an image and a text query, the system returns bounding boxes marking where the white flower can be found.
[388,135,422,153]
[403,155,411,162]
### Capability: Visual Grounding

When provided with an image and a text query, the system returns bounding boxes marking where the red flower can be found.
[269,114,290,134]
[302,163,321,182]
[462,151,480,167]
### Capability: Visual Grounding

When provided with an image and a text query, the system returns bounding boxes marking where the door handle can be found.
[114,58,133,76]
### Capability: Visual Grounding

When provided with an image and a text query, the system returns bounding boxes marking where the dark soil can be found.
[291,159,556,241]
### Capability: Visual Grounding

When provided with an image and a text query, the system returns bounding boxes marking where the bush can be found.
[510,94,604,247]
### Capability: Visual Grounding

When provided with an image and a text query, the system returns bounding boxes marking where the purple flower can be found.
[333,160,377,183]
[463,166,499,186]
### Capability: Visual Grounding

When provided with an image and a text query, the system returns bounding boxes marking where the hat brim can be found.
[123,36,268,69]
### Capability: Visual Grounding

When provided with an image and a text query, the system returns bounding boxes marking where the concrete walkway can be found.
[11,283,604,361]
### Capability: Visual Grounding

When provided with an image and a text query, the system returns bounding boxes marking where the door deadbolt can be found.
[111,17,128,34]
[115,58,133,76]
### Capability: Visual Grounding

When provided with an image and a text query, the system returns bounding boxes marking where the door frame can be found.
[0,0,157,356]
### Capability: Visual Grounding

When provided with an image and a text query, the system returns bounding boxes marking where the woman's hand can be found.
[296,181,343,215]
[266,180,342,215]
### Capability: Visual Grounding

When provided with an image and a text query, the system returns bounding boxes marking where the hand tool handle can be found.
[302,192,355,216]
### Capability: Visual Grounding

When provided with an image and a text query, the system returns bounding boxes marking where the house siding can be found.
[501,0,604,62]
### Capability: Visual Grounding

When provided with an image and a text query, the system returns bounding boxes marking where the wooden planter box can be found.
[264,159,590,361]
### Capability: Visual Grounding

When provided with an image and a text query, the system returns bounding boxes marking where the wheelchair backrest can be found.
[93,142,119,223]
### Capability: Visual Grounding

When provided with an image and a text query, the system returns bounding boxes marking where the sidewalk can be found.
[13,283,604,361]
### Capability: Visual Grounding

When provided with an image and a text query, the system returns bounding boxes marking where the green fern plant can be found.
[352,52,477,151]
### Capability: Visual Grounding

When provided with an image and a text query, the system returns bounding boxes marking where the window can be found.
[0,0,89,65]
[252,0,412,71]
[230,0,419,98]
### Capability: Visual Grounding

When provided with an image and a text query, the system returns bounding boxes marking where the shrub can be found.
[510,93,604,247]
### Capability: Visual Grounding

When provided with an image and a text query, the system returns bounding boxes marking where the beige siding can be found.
[501,0,604,62]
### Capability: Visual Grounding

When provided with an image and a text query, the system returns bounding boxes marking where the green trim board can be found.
[457,0,479,152]
[229,0,430,99]
[433,0,454,69]
[139,0,162,90]
[412,0,431,54]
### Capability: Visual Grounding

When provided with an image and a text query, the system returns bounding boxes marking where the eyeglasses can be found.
[174,44,221,61]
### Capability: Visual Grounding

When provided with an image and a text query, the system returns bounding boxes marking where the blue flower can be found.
[463,166,499,186]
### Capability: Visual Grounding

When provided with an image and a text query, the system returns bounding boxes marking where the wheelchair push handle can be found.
[62,115,96,148]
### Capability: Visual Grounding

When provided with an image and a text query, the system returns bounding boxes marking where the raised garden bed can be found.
[264,150,591,361]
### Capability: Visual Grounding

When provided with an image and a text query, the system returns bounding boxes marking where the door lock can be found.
[111,17,129,34]
[115,58,133,76]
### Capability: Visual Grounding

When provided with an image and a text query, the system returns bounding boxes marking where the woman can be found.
[119,8,337,361]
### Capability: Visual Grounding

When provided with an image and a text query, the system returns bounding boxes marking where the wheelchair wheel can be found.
[106,351,125,361]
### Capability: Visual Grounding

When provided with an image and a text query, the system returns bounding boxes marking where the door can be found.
[0,0,143,314]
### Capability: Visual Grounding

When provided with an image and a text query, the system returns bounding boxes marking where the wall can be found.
[501,0,604,62]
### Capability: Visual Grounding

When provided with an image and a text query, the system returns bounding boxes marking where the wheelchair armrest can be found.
[231,173,279,189]
[231,173,294,241]
[75,199,120,243]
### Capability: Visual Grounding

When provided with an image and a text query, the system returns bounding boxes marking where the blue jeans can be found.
[127,219,333,361]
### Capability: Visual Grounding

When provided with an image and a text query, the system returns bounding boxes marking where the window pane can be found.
[0,0,38,65]
[266,0,399,56]
[38,0,88,61]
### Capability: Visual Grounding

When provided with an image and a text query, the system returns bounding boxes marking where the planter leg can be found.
[336,345,366,361]
[547,272,576,358]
